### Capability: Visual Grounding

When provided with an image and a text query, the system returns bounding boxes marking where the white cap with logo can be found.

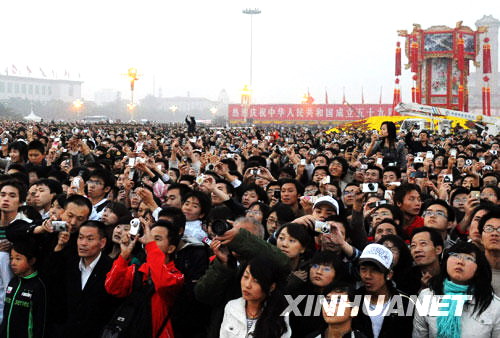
[359,243,393,272]
[313,196,339,214]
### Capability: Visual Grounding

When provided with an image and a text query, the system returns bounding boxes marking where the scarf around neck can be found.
[436,278,469,338]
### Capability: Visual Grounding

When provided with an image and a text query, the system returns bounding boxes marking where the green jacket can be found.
[194,228,290,338]
[1,271,47,338]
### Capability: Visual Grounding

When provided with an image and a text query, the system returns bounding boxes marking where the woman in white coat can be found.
[413,242,500,338]
[220,256,291,338]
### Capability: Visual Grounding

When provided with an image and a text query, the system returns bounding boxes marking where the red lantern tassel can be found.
[482,87,487,115]
[411,41,419,73]
[416,87,421,103]
[392,89,401,112]
[483,38,492,74]
[411,87,416,102]
[464,87,468,112]
[486,87,491,116]
[457,35,465,71]
[395,42,401,76]
[458,85,464,111]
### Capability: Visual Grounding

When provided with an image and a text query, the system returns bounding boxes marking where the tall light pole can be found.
[73,99,83,120]
[127,68,139,120]
[242,8,261,87]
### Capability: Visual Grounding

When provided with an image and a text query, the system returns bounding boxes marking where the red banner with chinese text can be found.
[228,104,393,122]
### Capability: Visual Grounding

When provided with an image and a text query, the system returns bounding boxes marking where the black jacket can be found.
[1,272,47,338]
[171,241,210,338]
[351,287,413,338]
[46,251,118,338]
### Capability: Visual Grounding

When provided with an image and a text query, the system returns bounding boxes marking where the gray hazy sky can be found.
[1,0,498,104]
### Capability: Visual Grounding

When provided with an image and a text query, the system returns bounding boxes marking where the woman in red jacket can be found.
[105,220,184,338]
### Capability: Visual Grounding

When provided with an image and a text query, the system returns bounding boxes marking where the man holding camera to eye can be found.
[405,126,433,154]
[105,220,184,338]
[194,216,289,338]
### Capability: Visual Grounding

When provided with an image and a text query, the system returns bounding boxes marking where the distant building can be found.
[156,96,219,120]
[0,74,82,103]
[94,88,121,105]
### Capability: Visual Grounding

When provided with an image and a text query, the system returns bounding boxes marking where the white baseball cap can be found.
[359,243,393,272]
[313,196,339,214]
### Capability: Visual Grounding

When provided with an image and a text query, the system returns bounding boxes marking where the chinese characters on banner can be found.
[228,104,393,123]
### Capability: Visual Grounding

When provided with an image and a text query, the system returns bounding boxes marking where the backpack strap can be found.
[154,310,172,338]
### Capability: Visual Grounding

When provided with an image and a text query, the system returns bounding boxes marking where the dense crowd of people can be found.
[0,118,498,338]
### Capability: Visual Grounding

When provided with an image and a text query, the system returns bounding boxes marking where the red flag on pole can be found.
[26,66,32,74]
[342,87,346,104]
[361,87,365,104]
[379,86,382,104]
[325,88,329,104]
[39,68,46,77]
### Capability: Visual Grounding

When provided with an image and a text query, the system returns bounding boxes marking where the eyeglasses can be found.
[267,218,278,225]
[304,189,318,195]
[422,210,447,218]
[343,190,356,196]
[311,264,333,273]
[483,225,500,234]
[453,198,468,204]
[480,194,496,199]
[87,180,104,186]
[448,252,476,264]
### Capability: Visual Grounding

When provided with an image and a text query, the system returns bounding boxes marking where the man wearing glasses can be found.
[86,168,115,221]
[478,209,500,296]
[421,199,456,249]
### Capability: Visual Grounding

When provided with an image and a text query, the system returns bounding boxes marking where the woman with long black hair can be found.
[365,121,406,169]
[413,242,500,337]
[220,256,291,337]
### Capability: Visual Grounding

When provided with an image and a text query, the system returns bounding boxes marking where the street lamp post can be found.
[127,68,139,121]
[242,8,261,87]
[73,99,83,120]
[169,105,178,122]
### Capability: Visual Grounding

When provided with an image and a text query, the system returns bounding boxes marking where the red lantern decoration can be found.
[416,87,421,103]
[411,87,416,102]
[457,34,464,71]
[483,38,492,74]
[395,42,402,76]
[410,40,419,73]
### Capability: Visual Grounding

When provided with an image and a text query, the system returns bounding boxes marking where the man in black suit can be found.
[48,220,118,337]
